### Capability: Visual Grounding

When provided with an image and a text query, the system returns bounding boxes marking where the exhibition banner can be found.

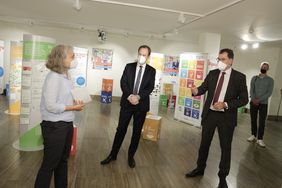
[8,41,23,115]
[174,53,208,127]
[0,40,4,94]
[148,52,165,71]
[148,52,165,89]
[16,34,55,151]
[69,47,88,87]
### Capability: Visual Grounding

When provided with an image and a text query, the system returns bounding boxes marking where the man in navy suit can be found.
[185,49,248,188]
[101,45,156,168]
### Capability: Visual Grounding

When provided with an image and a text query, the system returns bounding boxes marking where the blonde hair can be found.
[46,45,73,74]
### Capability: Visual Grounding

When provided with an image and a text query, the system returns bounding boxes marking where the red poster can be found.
[187,79,194,88]
[196,60,205,70]
[195,71,204,80]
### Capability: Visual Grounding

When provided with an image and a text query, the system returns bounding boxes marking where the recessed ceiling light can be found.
[241,44,248,50]
[252,43,259,49]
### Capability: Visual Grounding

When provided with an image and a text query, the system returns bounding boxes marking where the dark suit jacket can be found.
[196,69,248,126]
[120,62,156,112]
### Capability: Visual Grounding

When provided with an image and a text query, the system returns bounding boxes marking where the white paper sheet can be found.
[71,87,92,103]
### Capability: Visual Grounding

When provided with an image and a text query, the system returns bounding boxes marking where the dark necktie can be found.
[133,66,143,94]
[213,72,225,104]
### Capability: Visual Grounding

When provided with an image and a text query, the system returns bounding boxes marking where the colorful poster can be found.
[15,34,55,151]
[0,40,4,94]
[148,52,165,89]
[92,48,113,70]
[69,47,88,87]
[174,53,208,127]
[148,52,165,71]
[163,56,179,76]
[8,41,23,115]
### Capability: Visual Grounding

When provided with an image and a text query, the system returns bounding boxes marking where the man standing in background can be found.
[247,62,274,147]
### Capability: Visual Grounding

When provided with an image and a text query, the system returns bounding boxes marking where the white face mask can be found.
[69,59,78,69]
[137,55,146,65]
[218,61,227,71]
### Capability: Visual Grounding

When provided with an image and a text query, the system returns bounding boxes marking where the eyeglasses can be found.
[216,58,227,62]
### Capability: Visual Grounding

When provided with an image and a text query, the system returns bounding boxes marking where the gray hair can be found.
[46,45,73,74]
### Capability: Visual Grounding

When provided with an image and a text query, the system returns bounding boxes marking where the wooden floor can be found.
[0,95,281,188]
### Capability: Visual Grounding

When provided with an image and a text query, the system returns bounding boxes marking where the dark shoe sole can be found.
[185,171,204,178]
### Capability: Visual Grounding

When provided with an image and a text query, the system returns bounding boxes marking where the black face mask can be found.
[260,69,267,74]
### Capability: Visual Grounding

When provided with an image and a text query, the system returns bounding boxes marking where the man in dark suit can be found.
[100,45,156,168]
[185,49,248,188]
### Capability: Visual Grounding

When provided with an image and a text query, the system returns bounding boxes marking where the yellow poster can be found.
[9,41,23,115]
[148,53,165,71]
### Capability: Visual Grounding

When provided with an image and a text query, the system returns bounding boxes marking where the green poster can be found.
[23,41,55,61]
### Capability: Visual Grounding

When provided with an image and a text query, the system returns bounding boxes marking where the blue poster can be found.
[192,109,200,119]
[185,98,192,108]
[184,107,192,117]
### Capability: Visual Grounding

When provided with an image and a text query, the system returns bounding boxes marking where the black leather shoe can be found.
[128,158,135,168]
[217,178,228,188]
[100,154,117,165]
[185,168,204,178]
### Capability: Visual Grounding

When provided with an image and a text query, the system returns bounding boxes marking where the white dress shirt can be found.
[133,63,146,94]
[210,68,232,111]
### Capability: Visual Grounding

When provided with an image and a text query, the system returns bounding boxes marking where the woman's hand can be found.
[74,100,84,105]
[65,100,85,111]
[72,103,84,111]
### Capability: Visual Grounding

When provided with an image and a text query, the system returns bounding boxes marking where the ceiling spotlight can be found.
[27,20,34,25]
[79,26,85,31]
[73,0,82,11]
[173,28,179,35]
[252,43,259,49]
[241,44,248,50]
[97,29,106,43]
[248,26,254,34]
[178,13,186,24]
[123,32,129,38]
[164,32,173,37]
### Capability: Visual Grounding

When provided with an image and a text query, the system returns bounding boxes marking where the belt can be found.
[209,109,224,113]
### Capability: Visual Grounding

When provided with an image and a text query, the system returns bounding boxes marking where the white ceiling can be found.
[0,0,282,45]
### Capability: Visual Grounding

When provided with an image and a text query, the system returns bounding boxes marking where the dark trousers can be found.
[35,121,73,188]
[197,110,235,178]
[250,102,268,139]
[110,107,147,158]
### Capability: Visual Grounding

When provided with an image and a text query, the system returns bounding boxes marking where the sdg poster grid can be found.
[174,53,208,127]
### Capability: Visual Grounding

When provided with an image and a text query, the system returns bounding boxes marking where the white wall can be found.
[270,48,282,116]
[0,21,198,97]
[221,43,282,116]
